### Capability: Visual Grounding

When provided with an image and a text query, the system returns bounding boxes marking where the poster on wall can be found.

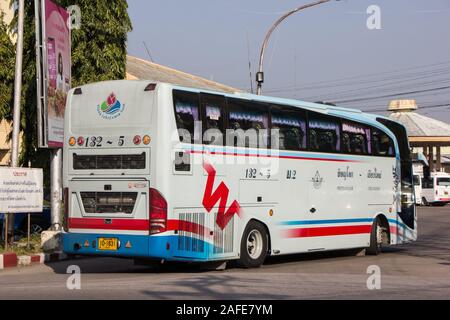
[35,0,71,148]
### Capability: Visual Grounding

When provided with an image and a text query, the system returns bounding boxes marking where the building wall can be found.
[0,120,12,166]
[0,0,13,27]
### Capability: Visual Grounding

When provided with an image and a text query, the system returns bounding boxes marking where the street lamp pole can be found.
[7,0,25,245]
[256,0,332,95]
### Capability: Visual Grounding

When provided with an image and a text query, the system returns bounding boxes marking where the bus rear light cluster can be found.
[77,136,85,146]
[149,188,167,235]
[143,135,151,145]
[133,135,142,145]
[69,137,76,146]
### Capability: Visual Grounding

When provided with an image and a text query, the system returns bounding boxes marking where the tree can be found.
[57,0,132,87]
[3,0,132,168]
[0,11,15,127]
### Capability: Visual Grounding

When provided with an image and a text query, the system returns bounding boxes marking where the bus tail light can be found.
[77,136,85,146]
[63,188,69,231]
[149,188,167,235]
[133,135,142,145]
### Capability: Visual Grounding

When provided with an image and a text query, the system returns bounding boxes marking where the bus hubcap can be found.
[376,224,383,247]
[247,230,263,259]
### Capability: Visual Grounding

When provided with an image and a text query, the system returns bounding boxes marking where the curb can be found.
[1,252,69,269]
[0,253,18,269]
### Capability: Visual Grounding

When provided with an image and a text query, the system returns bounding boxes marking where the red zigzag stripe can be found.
[202,162,241,230]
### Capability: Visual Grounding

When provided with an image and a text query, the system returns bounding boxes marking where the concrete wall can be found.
[0,120,12,166]
[0,0,13,27]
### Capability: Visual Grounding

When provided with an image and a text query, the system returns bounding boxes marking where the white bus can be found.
[62,80,417,268]
[421,172,450,206]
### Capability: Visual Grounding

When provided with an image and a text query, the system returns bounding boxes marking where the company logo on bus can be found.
[97,93,124,119]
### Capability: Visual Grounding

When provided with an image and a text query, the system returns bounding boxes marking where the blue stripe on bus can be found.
[279,217,410,230]
[279,218,374,226]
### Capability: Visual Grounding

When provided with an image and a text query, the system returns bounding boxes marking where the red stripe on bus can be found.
[69,218,209,235]
[167,219,211,236]
[69,218,149,231]
[285,225,372,238]
[390,226,398,235]
[189,150,358,162]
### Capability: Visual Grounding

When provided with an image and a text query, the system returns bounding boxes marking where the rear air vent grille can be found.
[177,213,205,253]
[80,192,137,214]
[73,153,145,170]
[213,213,234,254]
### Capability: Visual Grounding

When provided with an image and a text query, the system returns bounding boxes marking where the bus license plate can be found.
[98,238,118,250]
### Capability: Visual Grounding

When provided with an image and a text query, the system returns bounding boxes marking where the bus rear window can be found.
[73,153,146,170]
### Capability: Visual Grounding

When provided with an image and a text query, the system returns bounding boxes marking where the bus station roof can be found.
[388,100,450,146]
[126,55,241,94]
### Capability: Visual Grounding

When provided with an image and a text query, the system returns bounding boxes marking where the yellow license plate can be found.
[98,238,118,250]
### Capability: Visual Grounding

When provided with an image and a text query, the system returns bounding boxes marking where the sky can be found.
[127,0,450,123]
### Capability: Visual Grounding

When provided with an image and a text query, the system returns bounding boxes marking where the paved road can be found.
[1,206,450,299]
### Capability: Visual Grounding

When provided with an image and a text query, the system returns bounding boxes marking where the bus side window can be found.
[271,107,306,151]
[227,99,269,149]
[201,94,225,146]
[372,129,395,157]
[342,121,371,155]
[308,114,341,153]
[173,90,200,144]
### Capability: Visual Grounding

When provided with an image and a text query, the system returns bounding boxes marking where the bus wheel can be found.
[422,197,429,206]
[238,221,268,268]
[367,218,384,256]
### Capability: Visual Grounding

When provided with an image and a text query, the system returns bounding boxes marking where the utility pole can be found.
[50,149,62,231]
[7,0,25,243]
[256,0,334,95]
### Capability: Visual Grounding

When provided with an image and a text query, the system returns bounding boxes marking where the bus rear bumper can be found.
[62,232,211,261]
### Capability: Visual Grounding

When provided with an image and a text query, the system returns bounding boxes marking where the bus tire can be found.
[367,218,383,256]
[238,221,268,268]
[422,197,429,206]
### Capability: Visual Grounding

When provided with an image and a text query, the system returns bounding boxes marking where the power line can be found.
[304,76,450,102]
[143,41,154,63]
[269,67,450,94]
[264,59,450,93]
[330,85,450,104]
[361,103,450,113]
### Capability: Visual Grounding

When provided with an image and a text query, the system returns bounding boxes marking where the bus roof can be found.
[71,80,404,140]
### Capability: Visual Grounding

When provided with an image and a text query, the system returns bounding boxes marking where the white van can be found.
[413,174,422,205]
[421,172,450,206]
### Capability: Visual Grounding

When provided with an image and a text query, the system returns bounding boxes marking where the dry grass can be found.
[0,234,42,255]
